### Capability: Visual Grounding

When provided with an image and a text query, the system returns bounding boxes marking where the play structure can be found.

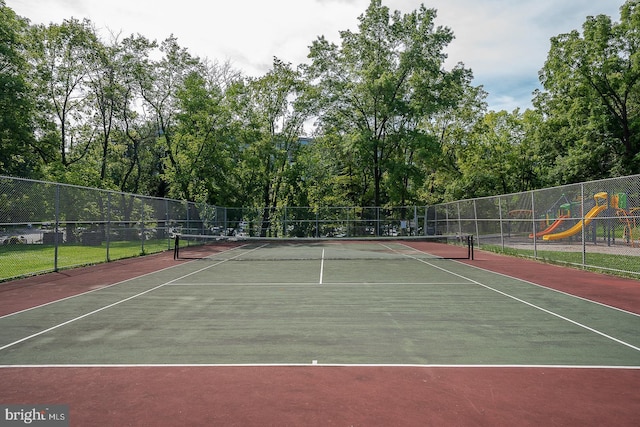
[612,193,640,247]
[538,191,639,245]
[542,193,607,241]
[529,214,569,238]
[528,194,572,239]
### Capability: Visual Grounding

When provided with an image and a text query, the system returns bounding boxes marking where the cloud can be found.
[481,75,542,112]
[8,0,625,111]
[314,0,361,4]
[418,0,623,110]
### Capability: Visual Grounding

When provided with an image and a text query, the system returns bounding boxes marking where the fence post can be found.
[498,196,505,250]
[283,206,286,237]
[54,183,60,272]
[581,183,586,267]
[473,200,479,246]
[165,199,170,250]
[187,201,191,234]
[140,198,145,254]
[443,205,447,234]
[223,205,227,235]
[106,192,111,262]
[531,191,537,258]
[423,206,428,236]
[456,202,462,237]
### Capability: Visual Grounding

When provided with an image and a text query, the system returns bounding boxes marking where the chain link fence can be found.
[426,174,640,277]
[0,177,426,281]
[221,206,425,238]
[2,174,640,280]
[0,177,204,281]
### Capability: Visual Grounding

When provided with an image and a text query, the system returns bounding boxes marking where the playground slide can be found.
[529,215,569,238]
[542,205,607,241]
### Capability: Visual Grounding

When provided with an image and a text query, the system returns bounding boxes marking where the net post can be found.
[468,235,474,260]
[173,234,180,260]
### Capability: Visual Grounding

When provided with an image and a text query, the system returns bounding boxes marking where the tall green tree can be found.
[418,80,487,203]
[135,35,201,198]
[535,0,640,182]
[111,34,162,195]
[0,0,38,177]
[29,18,102,180]
[227,58,308,234]
[171,60,241,205]
[85,36,124,184]
[304,0,474,207]
[450,110,539,198]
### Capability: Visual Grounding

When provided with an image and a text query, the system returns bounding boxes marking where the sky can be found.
[8,0,625,112]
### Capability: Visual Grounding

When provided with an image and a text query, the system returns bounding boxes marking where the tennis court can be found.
[1,238,640,425]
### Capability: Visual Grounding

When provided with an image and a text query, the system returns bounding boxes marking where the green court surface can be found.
[1,241,640,367]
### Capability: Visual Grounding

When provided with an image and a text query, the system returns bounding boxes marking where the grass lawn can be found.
[0,239,171,281]
[482,244,640,278]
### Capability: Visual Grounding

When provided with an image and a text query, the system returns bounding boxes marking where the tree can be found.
[418,79,487,203]
[304,0,474,208]
[227,58,309,235]
[135,35,201,198]
[110,34,163,196]
[0,0,39,177]
[85,35,124,184]
[535,0,640,181]
[450,110,539,198]
[29,18,102,178]
[170,59,241,204]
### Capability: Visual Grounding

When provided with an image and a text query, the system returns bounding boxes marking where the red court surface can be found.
[1,248,639,426]
[2,366,638,426]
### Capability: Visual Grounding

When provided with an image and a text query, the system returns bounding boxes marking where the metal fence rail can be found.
[2,174,640,281]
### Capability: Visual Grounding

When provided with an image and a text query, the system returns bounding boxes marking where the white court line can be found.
[167,282,472,286]
[1,363,640,369]
[0,244,267,352]
[384,243,640,354]
[319,249,325,284]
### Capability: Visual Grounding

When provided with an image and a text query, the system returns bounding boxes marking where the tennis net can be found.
[173,234,474,261]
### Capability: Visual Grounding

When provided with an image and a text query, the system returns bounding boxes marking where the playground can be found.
[495,191,639,269]
[525,191,640,245]
[424,176,640,277]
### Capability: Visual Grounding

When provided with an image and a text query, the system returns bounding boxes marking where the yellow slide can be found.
[542,205,607,241]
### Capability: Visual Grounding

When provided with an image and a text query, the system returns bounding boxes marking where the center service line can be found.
[319,249,325,284]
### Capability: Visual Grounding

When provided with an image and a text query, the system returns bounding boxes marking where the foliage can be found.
[303,0,475,206]
[29,17,102,175]
[0,0,39,177]
[535,0,640,181]
[1,0,639,210]
[449,110,540,198]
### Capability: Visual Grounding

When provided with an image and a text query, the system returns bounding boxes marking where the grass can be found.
[480,244,640,279]
[0,239,172,282]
